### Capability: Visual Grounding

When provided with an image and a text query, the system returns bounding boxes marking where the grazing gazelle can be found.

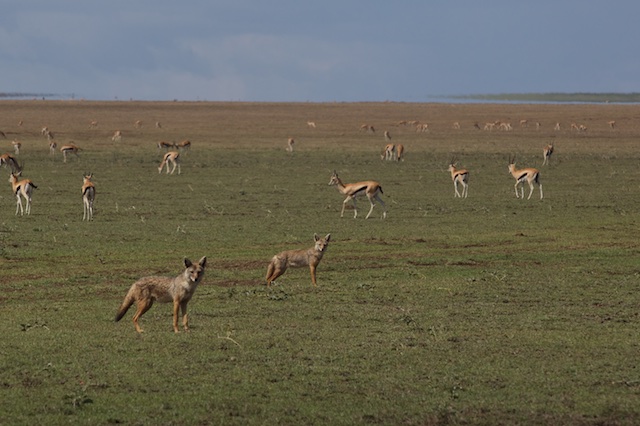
[0,153,21,173]
[286,137,295,152]
[448,158,469,198]
[157,141,176,150]
[395,144,405,162]
[9,171,37,215]
[508,156,543,200]
[381,143,396,161]
[158,151,181,175]
[176,140,191,151]
[328,170,386,219]
[112,130,122,142]
[60,143,80,163]
[542,143,554,166]
[82,173,95,221]
[360,124,375,133]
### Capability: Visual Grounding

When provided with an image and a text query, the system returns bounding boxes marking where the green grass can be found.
[0,101,639,425]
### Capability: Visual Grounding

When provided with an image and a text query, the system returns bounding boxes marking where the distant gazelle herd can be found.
[0,115,618,220]
[0,119,191,218]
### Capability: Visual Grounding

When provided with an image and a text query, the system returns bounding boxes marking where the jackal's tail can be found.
[115,287,135,322]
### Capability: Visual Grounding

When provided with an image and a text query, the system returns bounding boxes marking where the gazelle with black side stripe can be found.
[448,158,469,198]
[542,143,554,166]
[329,171,386,219]
[82,173,95,221]
[381,144,395,161]
[9,171,37,215]
[508,155,543,200]
[158,151,181,175]
[60,143,81,163]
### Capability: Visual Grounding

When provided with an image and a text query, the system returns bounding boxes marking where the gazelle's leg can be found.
[341,197,351,218]
[365,199,375,219]
[371,194,386,219]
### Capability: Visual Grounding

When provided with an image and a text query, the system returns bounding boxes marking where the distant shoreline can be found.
[440,93,640,103]
[2,92,640,103]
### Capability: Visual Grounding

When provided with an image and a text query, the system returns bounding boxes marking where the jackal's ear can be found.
[184,258,193,268]
[314,233,319,241]
[324,234,331,242]
[198,256,207,268]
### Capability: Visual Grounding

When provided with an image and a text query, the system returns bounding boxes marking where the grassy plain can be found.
[0,100,639,425]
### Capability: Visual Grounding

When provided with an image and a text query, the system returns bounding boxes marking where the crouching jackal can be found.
[266,234,330,287]
[115,256,207,333]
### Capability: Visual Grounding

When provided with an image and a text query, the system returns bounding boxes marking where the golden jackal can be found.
[115,256,207,333]
[266,234,330,287]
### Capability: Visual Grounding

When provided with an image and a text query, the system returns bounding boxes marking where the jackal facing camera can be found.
[115,256,207,333]
[266,233,331,287]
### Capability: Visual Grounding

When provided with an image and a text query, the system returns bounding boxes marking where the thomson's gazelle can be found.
[9,171,37,215]
[381,144,396,161]
[158,151,181,175]
[60,143,80,163]
[395,144,404,162]
[508,156,543,200]
[82,173,95,221]
[448,158,469,198]
[542,143,554,166]
[329,171,386,219]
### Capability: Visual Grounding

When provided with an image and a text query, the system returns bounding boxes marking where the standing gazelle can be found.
[328,171,387,219]
[158,151,181,175]
[508,156,543,200]
[448,159,469,198]
[9,171,37,215]
[82,173,95,221]
[542,143,554,166]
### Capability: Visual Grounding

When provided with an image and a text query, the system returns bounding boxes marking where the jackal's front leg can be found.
[180,301,190,331]
[172,300,182,333]
[309,265,317,286]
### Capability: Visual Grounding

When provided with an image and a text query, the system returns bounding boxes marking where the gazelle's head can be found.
[448,157,458,172]
[9,171,21,183]
[83,173,93,183]
[314,233,331,253]
[328,171,340,186]
[508,155,516,173]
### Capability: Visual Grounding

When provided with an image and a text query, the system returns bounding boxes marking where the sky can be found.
[2,1,639,102]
